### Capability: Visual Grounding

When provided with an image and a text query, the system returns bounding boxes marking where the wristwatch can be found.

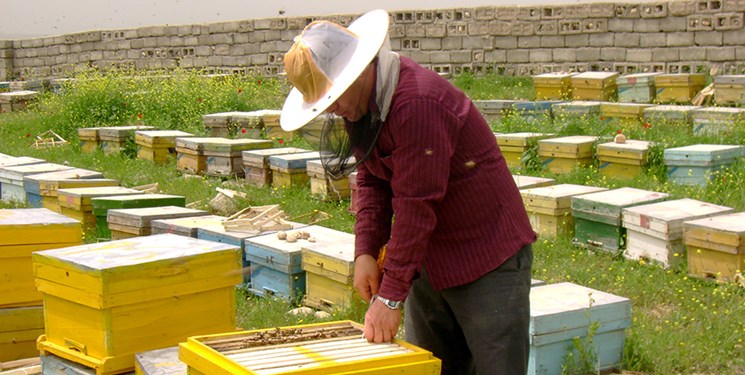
[375,295,404,310]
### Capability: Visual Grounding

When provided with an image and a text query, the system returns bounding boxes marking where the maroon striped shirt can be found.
[354,56,536,301]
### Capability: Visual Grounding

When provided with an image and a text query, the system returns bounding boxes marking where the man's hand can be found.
[363,298,402,343]
[353,254,381,302]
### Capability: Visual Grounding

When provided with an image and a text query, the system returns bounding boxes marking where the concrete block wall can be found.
[1,0,744,81]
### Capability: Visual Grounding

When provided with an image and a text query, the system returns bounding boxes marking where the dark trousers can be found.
[404,244,533,375]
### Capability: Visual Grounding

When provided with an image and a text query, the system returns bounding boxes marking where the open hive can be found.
[596,139,652,180]
[242,147,308,187]
[33,234,242,375]
[616,72,661,103]
[178,321,441,375]
[654,73,706,103]
[684,211,745,284]
[570,187,670,253]
[538,135,598,174]
[135,130,194,164]
[521,184,608,237]
[622,198,733,268]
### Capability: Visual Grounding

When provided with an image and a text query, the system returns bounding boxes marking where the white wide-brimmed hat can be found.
[280,9,390,131]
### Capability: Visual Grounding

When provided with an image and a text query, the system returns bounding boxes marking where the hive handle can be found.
[64,338,87,355]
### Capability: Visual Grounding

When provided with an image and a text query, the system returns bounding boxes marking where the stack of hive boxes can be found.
[26,170,118,213]
[532,72,574,100]
[175,137,210,174]
[690,107,745,136]
[521,184,608,237]
[91,193,187,240]
[135,130,194,164]
[99,126,155,155]
[106,206,208,240]
[538,136,598,174]
[178,321,441,374]
[230,112,267,139]
[571,71,619,101]
[238,109,290,140]
[496,132,551,170]
[301,227,357,312]
[571,187,670,253]
[713,75,745,105]
[201,138,273,177]
[0,208,82,362]
[684,212,745,283]
[654,73,706,103]
[56,186,142,229]
[642,105,702,132]
[528,282,631,375]
[623,199,733,268]
[23,168,102,208]
[0,162,73,203]
[269,151,321,189]
[77,127,102,153]
[596,139,652,179]
[242,147,308,187]
[616,72,661,103]
[33,234,242,374]
[600,102,653,127]
[306,159,352,201]
[664,144,745,187]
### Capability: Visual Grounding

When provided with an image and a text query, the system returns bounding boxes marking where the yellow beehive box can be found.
[713,75,745,105]
[306,159,351,201]
[107,206,209,240]
[599,102,654,127]
[0,208,82,308]
[684,212,745,283]
[99,126,155,155]
[571,72,619,101]
[242,147,309,187]
[654,73,706,103]
[597,140,651,179]
[0,305,44,362]
[300,227,357,312]
[521,184,608,237]
[39,179,120,213]
[538,136,598,174]
[135,130,194,164]
[533,72,574,100]
[78,127,102,153]
[269,151,321,189]
[178,321,441,375]
[33,234,242,375]
[57,186,142,228]
[496,132,553,169]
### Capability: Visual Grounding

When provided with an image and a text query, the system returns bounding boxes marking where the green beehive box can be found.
[571,187,670,253]
[92,194,187,241]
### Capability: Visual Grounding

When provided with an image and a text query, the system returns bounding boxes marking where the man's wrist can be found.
[374,295,403,310]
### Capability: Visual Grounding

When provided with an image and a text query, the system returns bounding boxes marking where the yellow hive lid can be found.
[32,234,242,309]
[0,208,81,246]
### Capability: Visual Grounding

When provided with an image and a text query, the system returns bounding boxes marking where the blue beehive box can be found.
[529,282,631,375]
[664,144,745,187]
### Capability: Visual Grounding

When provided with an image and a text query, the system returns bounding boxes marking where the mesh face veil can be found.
[316,110,384,180]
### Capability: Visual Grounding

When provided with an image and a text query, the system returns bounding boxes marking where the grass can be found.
[1,68,744,374]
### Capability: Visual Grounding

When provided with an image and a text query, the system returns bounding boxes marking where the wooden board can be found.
[135,346,185,375]
[23,168,105,196]
[206,155,245,177]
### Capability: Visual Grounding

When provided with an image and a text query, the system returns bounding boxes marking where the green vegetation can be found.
[1,68,743,374]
